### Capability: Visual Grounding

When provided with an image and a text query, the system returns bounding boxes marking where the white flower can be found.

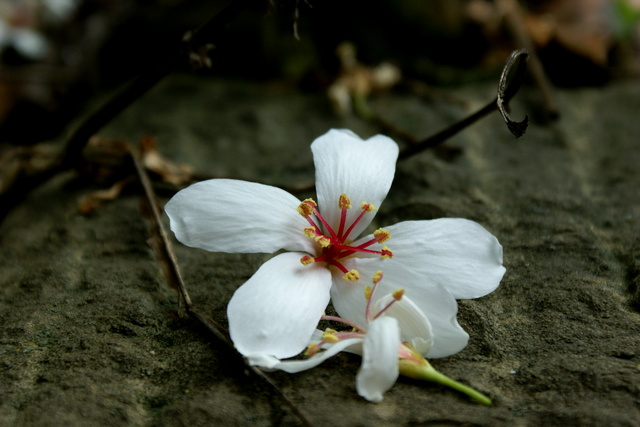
[270,273,491,404]
[271,270,429,402]
[164,129,505,365]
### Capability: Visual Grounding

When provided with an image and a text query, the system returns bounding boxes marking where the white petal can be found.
[329,270,369,328]
[333,258,469,358]
[165,179,315,254]
[272,337,364,374]
[382,219,505,299]
[245,353,282,369]
[312,129,399,239]
[373,294,434,355]
[227,252,332,360]
[310,329,324,342]
[356,317,400,403]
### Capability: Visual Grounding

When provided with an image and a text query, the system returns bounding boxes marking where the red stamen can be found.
[356,237,380,250]
[337,194,352,238]
[335,331,365,340]
[321,315,366,333]
[299,196,389,276]
[341,208,369,240]
[312,206,338,240]
[328,260,349,274]
[381,246,394,259]
[337,206,348,239]
[332,245,388,259]
[354,229,391,250]
[373,298,397,320]
[303,216,322,236]
[365,275,382,323]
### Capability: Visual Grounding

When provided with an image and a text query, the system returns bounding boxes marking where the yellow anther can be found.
[372,270,384,284]
[304,343,320,356]
[364,285,372,301]
[296,198,317,217]
[392,288,405,301]
[314,235,331,248]
[322,330,340,343]
[300,255,315,266]
[343,269,360,281]
[338,194,352,209]
[360,202,377,212]
[381,246,393,259]
[304,227,318,238]
[373,228,391,243]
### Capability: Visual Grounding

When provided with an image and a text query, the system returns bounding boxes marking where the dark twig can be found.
[131,144,230,342]
[399,49,529,160]
[371,114,420,145]
[497,49,529,138]
[130,145,313,427]
[398,101,497,159]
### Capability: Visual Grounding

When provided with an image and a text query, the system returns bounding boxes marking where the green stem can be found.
[399,359,492,406]
[423,368,492,406]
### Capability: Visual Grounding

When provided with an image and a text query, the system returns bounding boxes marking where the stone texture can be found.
[1,75,639,426]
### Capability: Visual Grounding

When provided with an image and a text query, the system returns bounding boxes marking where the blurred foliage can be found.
[0,0,639,145]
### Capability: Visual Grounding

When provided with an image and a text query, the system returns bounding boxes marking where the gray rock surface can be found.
[1,75,639,425]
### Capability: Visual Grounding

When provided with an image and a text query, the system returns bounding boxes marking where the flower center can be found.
[297,194,393,281]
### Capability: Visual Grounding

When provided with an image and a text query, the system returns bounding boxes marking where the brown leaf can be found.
[140,135,193,186]
[77,177,134,215]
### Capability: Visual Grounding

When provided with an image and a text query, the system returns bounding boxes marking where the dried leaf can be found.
[80,136,133,183]
[140,135,193,186]
[78,177,134,215]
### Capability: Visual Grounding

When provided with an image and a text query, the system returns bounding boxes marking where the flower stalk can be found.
[398,355,492,406]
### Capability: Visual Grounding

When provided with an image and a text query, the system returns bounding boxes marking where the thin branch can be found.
[130,145,313,427]
[132,145,229,339]
[399,49,530,160]
[398,101,497,160]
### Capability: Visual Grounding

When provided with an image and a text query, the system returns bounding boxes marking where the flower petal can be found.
[272,337,364,374]
[356,316,400,403]
[227,252,332,361]
[373,294,434,355]
[165,179,315,254]
[377,219,505,299]
[312,129,399,239]
[332,258,469,358]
